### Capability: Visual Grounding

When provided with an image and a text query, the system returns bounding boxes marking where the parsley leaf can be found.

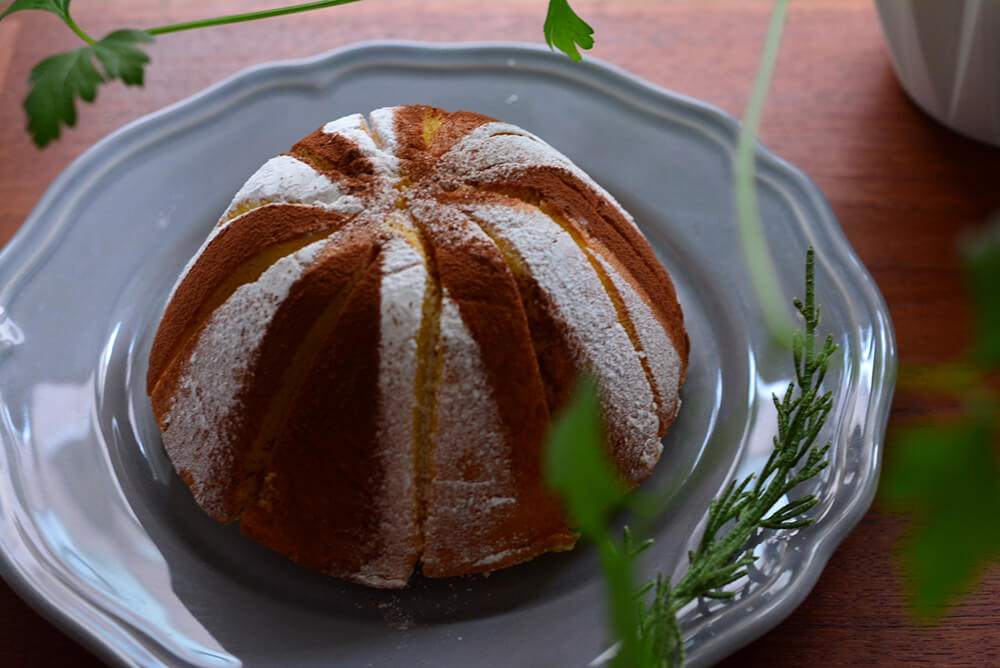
[0,0,71,22]
[92,29,153,84]
[25,29,153,147]
[25,48,103,145]
[543,0,594,62]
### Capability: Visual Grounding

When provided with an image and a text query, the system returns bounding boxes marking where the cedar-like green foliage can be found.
[546,249,835,666]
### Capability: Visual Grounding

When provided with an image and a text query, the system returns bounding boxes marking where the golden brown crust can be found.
[392,105,493,157]
[291,130,375,180]
[226,231,379,521]
[474,169,690,381]
[240,249,424,584]
[152,229,378,523]
[431,189,664,480]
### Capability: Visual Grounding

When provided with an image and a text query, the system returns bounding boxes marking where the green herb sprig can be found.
[2,0,364,147]
[547,248,836,667]
[647,247,835,665]
[0,0,595,148]
[5,0,795,350]
[6,0,793,356]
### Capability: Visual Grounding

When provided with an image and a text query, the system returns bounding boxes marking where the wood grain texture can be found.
[1,0,999,666]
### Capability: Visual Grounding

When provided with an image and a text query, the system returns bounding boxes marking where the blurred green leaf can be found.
[547,250,835,667]
[544,379,649,666]
[545,376,625,538]
[962,215,1000,368]
[882,400,1000,620]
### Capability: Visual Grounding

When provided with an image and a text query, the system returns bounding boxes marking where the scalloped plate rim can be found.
[0,40,897,668]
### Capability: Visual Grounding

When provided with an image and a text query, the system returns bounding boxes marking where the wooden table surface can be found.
[2,0,999,665]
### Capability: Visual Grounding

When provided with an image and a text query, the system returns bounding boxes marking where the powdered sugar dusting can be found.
[440,121,643,236]
[350,572,409,589]
[594,252,683,428]
[471,547,521,568]
[466,202,660,480]
[162,237,329,519]
[424,293,519,566]
[367,107,399,153]
[163,203,344,315]
[165,151,365,318]
[368,232,428,573]
[222,155,362,220]
[322,112,399,176]
[322,113,367,135]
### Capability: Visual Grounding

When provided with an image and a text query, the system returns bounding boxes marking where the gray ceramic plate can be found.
[0,42,895,667]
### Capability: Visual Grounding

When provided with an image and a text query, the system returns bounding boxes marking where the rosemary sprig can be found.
[546,248,837,667]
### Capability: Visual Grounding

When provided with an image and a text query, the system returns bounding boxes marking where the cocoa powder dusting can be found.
[148,105,688,588]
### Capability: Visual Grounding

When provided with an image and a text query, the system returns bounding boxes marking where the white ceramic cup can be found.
[875,0,1000,147]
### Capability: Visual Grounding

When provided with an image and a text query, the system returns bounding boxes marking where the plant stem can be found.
[64,12,95,44]
[146,0,363,36]
[598,539,641,668]
[734,0,793,347]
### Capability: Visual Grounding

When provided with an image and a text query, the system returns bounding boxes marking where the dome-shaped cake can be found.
[147,105,689,588]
